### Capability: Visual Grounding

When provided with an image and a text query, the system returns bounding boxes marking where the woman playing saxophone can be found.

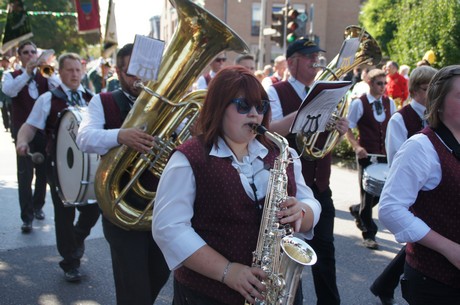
[152,66,321,305]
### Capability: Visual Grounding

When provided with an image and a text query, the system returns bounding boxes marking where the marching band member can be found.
[370,65,438,305]
[346,68,397,250]
[379,65,460,304]
[77,44,170,305]
[3,41,60,232]
[152,65,320,305]
[15,53,99,282]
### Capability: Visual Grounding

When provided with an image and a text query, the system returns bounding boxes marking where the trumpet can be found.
[38,64,54,78]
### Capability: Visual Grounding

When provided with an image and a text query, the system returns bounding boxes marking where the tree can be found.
[0,0,100,57]
[360,0,460,68]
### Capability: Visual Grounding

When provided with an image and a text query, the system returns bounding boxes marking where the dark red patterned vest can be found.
[45,86,92,154]
[10,70,49,136]
[398,104,424,138]
[406,127,460,288]
[174,136,297,305]
[357,95,391,154]
[273,81,332,193]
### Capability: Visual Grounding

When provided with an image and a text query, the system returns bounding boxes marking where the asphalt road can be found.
[0,118,407,305]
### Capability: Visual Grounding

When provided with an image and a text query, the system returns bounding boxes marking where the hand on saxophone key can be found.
[223,262,266,304]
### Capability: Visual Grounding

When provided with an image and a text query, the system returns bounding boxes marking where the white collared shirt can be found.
[26,83,85,130]
[379,133,443,243]
[266,76,310,121]
[385,100,426,166]
[347,93,397,129]
[152,137,321,270]
[2,67,61,100]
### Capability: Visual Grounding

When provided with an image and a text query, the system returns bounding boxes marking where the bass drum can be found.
[53,108,99,207]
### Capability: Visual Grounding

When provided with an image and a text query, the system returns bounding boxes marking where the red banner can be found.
[75,0,101,34]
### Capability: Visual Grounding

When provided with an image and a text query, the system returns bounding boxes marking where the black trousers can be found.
[47,160,100,272]
[307,186,340,305]
[401,263,460,305]
[14,132,47,224]
[351,157,386,240]
[102,216,170,305]
[370,245,406,298]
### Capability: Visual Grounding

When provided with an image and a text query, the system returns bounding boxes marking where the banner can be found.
[1,0,33,53]
[75,0,101,34]
[102,0,118,58]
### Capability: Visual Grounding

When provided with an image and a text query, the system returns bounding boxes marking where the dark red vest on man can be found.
[398,104,424,138]
[357,95,391,155]
[406,127,460,289]
[273,81,331,193]
[10,70,48,136]
[174,136,296,305]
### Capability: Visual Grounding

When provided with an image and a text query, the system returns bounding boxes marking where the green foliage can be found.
[360,0,460,69]
[0,0,100,56]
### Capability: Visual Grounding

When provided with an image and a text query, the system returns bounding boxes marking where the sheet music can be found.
[290,81,352,134]
[127,34,165,81]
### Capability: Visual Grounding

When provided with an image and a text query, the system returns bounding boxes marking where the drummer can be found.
[15,52,100,283]
[345,68,397,249]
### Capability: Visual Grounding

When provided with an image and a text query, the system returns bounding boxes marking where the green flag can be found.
[1,0,33,53]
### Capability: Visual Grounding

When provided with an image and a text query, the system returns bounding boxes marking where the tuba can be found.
[295,26,382,160]
[246,124,317,305]
[94,0,250,231]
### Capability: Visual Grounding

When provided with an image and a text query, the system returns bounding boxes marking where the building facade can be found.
[160,0,363,69]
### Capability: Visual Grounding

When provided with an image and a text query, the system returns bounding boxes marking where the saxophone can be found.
[247,124,317,305]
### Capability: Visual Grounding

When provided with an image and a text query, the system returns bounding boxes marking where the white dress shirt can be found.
[385,100,426,166]
[195,70,217,90]
[347,93,397,129]
[152,137,321,270]
[378,133,443,244]
[266,76,310,121]
[26,83,86,130]
[76,94,123,155]
[2,67,60,100]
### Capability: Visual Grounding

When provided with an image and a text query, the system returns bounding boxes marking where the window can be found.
[251,3,261,36]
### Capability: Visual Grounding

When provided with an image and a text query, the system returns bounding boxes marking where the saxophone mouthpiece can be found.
[249,123,267,135]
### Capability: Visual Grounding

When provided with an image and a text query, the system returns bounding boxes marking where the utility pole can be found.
[257,0,267,69]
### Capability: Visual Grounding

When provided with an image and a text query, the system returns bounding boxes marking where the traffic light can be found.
[286,7,299,45]
[270,9,285,48]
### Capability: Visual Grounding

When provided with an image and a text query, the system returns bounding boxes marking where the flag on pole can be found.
[1,0,33,53]
[75,0,101,34]
[102,0,118,58]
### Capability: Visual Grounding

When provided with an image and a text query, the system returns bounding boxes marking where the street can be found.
[0,119,407,305]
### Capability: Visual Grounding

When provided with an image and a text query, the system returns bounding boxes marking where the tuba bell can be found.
[94,0,250,231]
[295,26,382,160]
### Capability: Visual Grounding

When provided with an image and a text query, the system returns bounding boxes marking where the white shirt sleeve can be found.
[76,94,120,155]
[266,85,283,121]
[385,112,408,167]
[346,98,363,129]
[25,92,52,130]
[2,70,30,98]
[378,134,441,243]
[152,150,204,270]
[195,75,208,90]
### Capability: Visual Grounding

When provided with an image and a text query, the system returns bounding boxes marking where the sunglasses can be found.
[22,50,37,55]
[123,70,136,78]
[231,98,269,115]
[214,58,227,63]
[375,81,387,86]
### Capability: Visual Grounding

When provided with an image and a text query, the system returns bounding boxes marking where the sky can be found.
[99,0,163,47]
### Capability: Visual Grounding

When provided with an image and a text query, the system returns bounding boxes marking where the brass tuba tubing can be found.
[94,0,250,231]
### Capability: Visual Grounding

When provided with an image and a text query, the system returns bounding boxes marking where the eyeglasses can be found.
[123,70,136,78]
[375,81,387,86]
[230,98,269,115]
[21,50,37,55]
[214,58,227,63]
[419,86,429,92]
